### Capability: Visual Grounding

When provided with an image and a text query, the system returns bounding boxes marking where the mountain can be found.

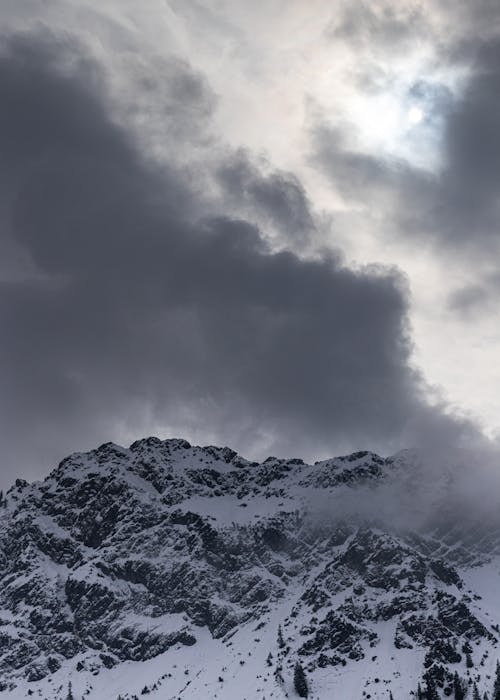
[1,438,500,699]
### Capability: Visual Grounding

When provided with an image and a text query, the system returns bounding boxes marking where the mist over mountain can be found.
[2,438,500,699]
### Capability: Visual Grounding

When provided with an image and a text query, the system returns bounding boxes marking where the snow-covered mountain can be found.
[1,438,500,699]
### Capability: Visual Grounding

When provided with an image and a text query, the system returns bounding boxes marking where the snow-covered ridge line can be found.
[1,439,500,698]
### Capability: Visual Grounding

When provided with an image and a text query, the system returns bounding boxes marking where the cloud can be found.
[327,0,431,53]
[313,34,500,254]
[0,30,481,486]
[447,284,490,316]
[307,446,500,535]
[311,124,436,238]
[439,39,500,246]
[215,149,316,247]
[447,271,500,317]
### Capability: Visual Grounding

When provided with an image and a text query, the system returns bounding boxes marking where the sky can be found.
[1,0,500,486]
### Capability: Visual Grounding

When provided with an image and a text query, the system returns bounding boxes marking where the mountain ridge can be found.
[1,438,500,699]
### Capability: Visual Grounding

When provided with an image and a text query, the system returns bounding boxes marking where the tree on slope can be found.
[425,676,440,700]
[453,671,466,700]
[293,661,308,698]
[473,683,481,700]
[66,681,74,700]
[493,660,500,700]
[277,624,285,649]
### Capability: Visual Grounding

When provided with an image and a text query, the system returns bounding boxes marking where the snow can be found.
[3,440,500,698]
[0,596,428,699]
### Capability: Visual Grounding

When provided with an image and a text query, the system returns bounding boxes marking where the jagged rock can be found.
[0,440,499,698]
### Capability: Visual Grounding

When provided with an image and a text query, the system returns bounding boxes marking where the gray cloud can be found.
[327,0,430,52]
[311,125,436,238]
[0,30,480,487]
[440,40,500,245]
[447,271,500,317]
[215,149,316,247]
[447,284,490,316]
[313,32,500,256]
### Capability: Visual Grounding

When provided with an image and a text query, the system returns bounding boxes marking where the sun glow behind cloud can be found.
[343,84,436,168]
[408,105,424,124]
[294,33,466,174]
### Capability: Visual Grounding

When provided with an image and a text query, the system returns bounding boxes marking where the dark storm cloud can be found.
[118,51,218,151]
[440,39,500,246]
[0,31,479,485]
[215,149,315,246]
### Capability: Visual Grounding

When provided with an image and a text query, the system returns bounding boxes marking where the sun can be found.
[347,93,427,152]
[407,106,424,125]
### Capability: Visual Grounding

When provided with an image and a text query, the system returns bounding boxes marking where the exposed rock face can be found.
[0,439,499,698]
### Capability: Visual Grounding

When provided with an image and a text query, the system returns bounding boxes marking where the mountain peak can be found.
[1,439,499,698]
